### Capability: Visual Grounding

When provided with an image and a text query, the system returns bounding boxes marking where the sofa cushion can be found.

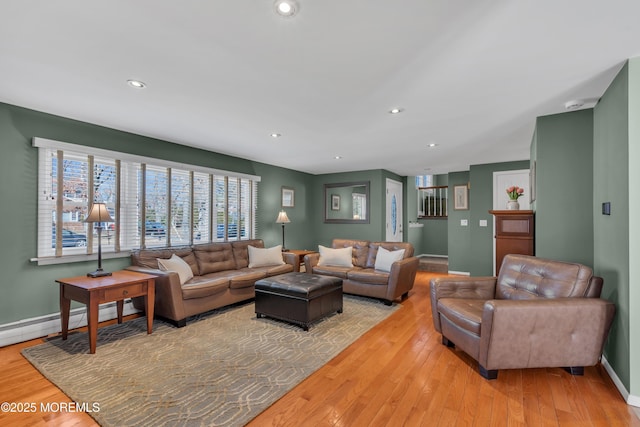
[227,269,267,289]
[366,242,414,268]
[374,247,405,272]
[248,245,285,267]
[181,276,229,300]
[157,253,195,285]
[193,243,236,274]
[132,247,199,276]
[312,265,352,279]
[318,245,353,267]
[262,263,295,276]
[232,239,265,269]
[437,298,485,336]
[332,239,370,267]
[347,268,389,285]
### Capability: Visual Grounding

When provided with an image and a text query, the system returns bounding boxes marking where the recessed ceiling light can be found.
[427,143,438,148]
[270,133,281,138]
[127,79,146,89]
[389,107,404,114]
[274,0,298,17]
[334,156,342,160]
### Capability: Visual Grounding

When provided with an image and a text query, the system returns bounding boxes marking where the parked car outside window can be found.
[216,224,244,239]
[52,228,87,248]
[144,221,166,236]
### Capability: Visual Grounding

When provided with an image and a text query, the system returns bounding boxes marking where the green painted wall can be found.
[0,102,314,325]
[446,171,470,273]
[468,160,530,276]
[593,62,632,392]
[535,109,594,266]
[627,57,640,400]
[309,169,404,247]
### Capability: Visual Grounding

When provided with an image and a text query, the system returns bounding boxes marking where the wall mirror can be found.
[323,181,370,223]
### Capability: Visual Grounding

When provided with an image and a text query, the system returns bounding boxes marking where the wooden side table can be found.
[56,270,156,354]
[288,249,317,271]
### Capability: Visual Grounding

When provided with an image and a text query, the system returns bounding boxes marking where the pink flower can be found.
[506,185,525,200]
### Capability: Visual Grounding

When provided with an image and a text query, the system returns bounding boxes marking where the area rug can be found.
[22,295,399,426]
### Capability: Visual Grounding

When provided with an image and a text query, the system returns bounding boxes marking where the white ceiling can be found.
[1,1,639,176]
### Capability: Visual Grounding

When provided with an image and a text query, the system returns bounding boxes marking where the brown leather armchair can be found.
[430,254,615,379]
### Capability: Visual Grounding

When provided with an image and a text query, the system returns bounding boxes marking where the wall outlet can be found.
[461,219,468,226]
[479,219,488,227]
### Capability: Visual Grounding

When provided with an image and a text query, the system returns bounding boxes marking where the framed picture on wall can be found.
[530,160,536,203]
[454,185,468,210]
[331,194,340,210]
[281,187,294,207]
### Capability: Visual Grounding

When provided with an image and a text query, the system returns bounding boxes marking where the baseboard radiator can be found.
[0,300,139,348]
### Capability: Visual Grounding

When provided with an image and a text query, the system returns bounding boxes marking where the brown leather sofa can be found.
[430,254,615,379]
[304,239,419,305]
[127,239,296,327]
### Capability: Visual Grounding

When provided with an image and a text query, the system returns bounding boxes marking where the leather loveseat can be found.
[127,239,296,327]
[304,239,419,305]
[430,254,616,379]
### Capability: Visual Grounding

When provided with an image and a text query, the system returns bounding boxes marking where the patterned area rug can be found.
[22,295,399,426]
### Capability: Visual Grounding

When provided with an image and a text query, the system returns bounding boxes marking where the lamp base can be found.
[87,270,112,278]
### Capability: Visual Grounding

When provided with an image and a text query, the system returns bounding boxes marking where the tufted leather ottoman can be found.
[255,272,343,331]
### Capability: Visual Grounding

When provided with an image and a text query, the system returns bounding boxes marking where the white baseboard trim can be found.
[0,300,140,348]
[417,253,448,258]
[601,356,640,408]
[448,270,470,276]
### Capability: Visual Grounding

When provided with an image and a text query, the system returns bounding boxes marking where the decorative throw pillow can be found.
[374,247,405,272]
[317,245,353,267]
[157,253,194,285]
[248,245,285,268]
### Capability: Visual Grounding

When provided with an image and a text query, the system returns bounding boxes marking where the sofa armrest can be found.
[478,298,616,370]
[125,265,186,322]
[430,276,497,333]
[304,253,320,274]
[385,256,419,301]
[282,252,299,272]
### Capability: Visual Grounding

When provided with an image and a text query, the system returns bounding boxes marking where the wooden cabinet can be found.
[489,210,534,274]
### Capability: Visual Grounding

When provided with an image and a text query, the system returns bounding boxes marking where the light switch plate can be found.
[461,219,468,226]
[479,219,488,227]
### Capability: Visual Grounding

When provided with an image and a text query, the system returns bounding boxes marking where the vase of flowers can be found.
[506,186,524,210]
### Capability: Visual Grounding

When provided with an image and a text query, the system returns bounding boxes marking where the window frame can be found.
[33,137,261,265]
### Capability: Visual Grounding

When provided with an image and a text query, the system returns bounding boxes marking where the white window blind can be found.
[34,138,260,264]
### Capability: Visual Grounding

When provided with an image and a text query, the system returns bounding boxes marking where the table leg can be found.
[116,300,124,324]
[87,293,99,354]
[145,280,155,334]
[59,284,70,340]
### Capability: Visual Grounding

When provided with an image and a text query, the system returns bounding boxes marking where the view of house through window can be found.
[35,138,259,261]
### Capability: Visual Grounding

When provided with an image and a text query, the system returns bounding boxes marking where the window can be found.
[415,175,433,188]
[34,138,260,264]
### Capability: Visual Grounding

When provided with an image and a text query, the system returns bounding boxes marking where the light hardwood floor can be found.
[1,272,638,426]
